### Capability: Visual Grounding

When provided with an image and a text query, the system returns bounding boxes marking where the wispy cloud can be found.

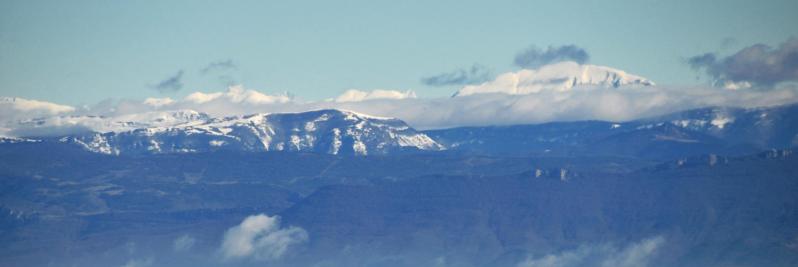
[514,45,590,69]
[688,37,798,89]
[200,59,237,75]
[173,234,196,252]
[151,70,184,93]
[421,64,492,87]
[720,37,738,49]
[200,59,240,86]
[517,236,665,267]
[120,257,154,267]
[218,213,308,261]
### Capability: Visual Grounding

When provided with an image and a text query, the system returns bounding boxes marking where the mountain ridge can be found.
[4,103,798,158]
[425,103,798,158]
[44,109,442,156]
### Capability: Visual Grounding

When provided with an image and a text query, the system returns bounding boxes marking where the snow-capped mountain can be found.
[453,61,656,97]
[51,109,443,155]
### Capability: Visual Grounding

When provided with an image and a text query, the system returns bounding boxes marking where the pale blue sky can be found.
[1,0,797,105]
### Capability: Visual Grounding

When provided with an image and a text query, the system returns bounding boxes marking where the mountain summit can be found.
[453,61,655,97]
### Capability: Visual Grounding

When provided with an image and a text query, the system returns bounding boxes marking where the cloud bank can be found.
[0,97,76,132]
[4,81,798,136]
[514,45,590,69]
[219,214,308,261]
[517,236,665,267]
[421,64,493,87]
[689,37,798,89]
[0,97,75,115]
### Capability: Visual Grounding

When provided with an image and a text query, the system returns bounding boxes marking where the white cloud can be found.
[184,91,224,104]
[0,97,75,113]
[219,213,308,261]
[184,85,292,105]
[334,89,417,102]
[142,97,175,107]
[0,97,79,136]
[0,96,75,121]
[517,236,665,267]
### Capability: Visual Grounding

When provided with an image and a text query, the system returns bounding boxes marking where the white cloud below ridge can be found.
[218,214,308,261]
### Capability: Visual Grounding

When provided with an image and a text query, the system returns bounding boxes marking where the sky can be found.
[2,0,798,106]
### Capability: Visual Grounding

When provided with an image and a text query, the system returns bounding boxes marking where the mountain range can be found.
[427,103,798,159]
[7,109,442,156]
[4,103,797,159]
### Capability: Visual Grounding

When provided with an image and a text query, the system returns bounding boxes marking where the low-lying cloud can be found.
[218,213,308,261]
[688,37,798,89]
[517,236,665,267]
[4,82,798,136]
[421,64,493,87]
[514,45,590,69]
[0,97,75,124]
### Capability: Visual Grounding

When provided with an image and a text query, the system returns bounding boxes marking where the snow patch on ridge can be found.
[711,116,735,129]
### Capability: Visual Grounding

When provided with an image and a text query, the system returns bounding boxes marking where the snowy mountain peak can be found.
[37,109,442,156]
[453,61,656,97]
